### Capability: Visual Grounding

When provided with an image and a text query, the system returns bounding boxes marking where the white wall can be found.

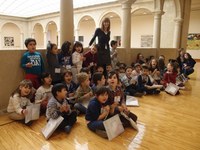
[187,9,200,59]
[131,14,154,48]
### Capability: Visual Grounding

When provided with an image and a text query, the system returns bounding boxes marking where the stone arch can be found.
[46,21,58,45]
[76,15,96,47]
[33,23,44,48]
[1,22,21,48]
[174,0,182,18]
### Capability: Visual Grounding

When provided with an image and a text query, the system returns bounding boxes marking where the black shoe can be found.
[95,130,108,138]
[153,90,160,94]
[64,125,72,134]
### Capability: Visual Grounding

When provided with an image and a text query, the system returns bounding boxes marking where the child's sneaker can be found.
[129,118,139,131]
[95,129,108,138]
[64,125,72,134]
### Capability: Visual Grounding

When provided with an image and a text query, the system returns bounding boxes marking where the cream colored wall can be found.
[33,24,44,48]
[186,9,200,59]
[131,14,154,48]
[78,20,96,47]
[0,50,47,110]
[160,0,176,48]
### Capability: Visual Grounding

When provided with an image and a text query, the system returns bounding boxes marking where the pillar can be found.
[74,28,79,41]
[60,0,74,45]
[20,33,24,49]
[153,10,163,49]
[120,0,136,49]
[173,18,183,48]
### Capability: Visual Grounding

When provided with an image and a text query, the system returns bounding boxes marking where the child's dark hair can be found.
[141,64,149,70]
[52,83,66,98]
[108,70,119,82]
[40,72,51,84]
[125,66,132,71]
[110,40,117,47]
[95,86,110,97]
[24,38,36,48]
[61,41,71,56]
[62,70,73,81]
[72,41,83,53]
[92,72,104,85]
[80,67,90,74]
[11,79,33,97]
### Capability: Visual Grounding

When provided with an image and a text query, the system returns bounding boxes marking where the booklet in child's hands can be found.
[25,104,40,123]
[41,116,64,139]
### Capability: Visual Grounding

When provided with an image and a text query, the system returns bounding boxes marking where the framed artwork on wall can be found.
[187,33,200,50]
[141,35,153,47]
[4,37,14,46]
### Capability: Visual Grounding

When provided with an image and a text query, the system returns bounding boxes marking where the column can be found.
[57,30,60,48]
[0,32,1,49]
[60,0,74,45]
[74,28,79,41]
[20,33,24,49]
[153,11,163,48]
[120,0,136,49]
[31,32,35,38]
[43,31,47,49]
[173,18,183,48]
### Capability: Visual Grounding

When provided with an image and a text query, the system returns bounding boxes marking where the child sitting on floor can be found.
[35,72,53,114]
[46,83,77,134]
[85,86,110,138]
[7,79,33,125]
[74,72,93,114]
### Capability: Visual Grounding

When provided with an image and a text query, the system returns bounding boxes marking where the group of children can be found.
[7,38,196,139]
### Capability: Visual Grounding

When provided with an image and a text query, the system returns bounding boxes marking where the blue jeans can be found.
[74,103,87,114]
[87,120,105,132]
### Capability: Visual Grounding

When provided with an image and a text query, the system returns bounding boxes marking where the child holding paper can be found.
[46,83,77,133]
[85,86,110,138]
[106,71,138,130]
[7,79,33,125]
[74,72,93,114]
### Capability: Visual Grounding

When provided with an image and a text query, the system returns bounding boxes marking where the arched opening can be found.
[33,23,44,48]
[46,21,58,45]
[1,23,20,49]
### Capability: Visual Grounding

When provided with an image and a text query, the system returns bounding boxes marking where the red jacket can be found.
[162,71,177,87]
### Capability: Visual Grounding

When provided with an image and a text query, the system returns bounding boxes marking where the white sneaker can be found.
[121,112,139,131]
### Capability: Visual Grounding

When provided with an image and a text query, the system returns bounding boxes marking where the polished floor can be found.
[0,63,200,150]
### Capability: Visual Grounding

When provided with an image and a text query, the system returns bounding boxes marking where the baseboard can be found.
[195,59,200,62]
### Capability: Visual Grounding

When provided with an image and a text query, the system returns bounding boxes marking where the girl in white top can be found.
[72,41,84,74]
[7,79,33,121]
[35,72,53,113]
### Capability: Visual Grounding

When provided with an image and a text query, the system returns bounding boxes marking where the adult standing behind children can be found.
[21,38,44,89]
[89,17,111,76]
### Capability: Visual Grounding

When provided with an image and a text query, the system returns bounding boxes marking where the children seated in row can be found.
[137,65,161,95]
[7,79,33,125]
[121,66,143,97]
[46,83,77,134]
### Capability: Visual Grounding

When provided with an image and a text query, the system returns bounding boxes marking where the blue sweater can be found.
[85,98,102,122]
[21,51,44,75]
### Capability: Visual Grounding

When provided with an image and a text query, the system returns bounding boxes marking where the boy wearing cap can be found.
[21,38,44,89]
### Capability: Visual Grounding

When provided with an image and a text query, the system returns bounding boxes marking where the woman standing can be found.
[89,17,111,76]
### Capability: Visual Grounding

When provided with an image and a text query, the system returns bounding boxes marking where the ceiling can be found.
[0,0,199,18]
[0,0,116,18]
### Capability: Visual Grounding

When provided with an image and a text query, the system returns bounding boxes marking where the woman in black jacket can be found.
[89,17,111,76]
